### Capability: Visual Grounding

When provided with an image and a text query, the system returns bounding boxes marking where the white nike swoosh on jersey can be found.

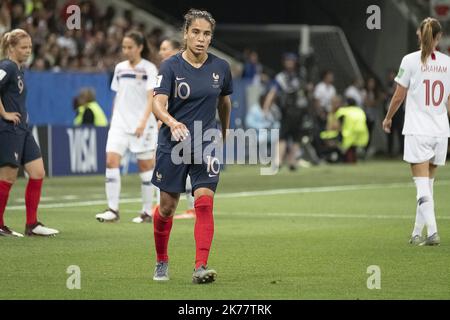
[176,77,185,80]
[208,174,217,178]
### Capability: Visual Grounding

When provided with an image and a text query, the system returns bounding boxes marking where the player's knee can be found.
[106,158,119,169]
[159,202,177,217]
[2,176,17,184]
[138,160,154,172]
[30,168,45,180]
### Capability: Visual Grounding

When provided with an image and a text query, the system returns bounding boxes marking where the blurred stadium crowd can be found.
[0,0,165,72]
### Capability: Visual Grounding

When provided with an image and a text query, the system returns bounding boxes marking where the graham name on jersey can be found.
[421,64,448,73]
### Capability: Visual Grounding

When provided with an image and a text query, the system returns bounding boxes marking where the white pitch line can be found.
[6,180,450,211]
[216,211,450,220]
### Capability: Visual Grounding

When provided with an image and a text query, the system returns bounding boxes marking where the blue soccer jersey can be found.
[0,59,28,132]
[154,52,233,153]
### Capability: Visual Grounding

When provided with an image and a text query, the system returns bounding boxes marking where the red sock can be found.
[153,206,173,262]
[0,180,13,227]
[194,195,214,269]
[25,178,43,226]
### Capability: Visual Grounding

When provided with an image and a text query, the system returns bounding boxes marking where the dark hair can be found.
[419,17,442,64]
[124,30,151,60]
[182,9,216,49]
[161,37,181,50]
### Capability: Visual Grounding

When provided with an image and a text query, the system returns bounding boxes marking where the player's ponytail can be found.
[0,29,30,59]
[419,18,442,65]
[0,32,11,59]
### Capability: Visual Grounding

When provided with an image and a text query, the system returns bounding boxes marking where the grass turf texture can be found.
[1,160,450,299]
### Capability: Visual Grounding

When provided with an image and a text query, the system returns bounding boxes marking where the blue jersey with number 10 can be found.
[154,52,233,152]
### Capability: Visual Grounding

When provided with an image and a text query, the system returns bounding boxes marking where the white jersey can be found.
[395,50,450,137]
[110,59,158,134]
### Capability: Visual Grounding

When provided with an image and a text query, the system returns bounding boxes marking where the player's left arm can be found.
[135,89,154,138]
[218,95,231,142]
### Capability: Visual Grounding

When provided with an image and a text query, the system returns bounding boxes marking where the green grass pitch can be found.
[1,161,450,299]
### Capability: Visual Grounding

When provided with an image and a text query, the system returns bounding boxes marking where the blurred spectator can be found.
[0,1,11,35]
[246,92,280,145]
[263,52,308,171]
[383,69,404,157]
[320,97,369,163]
[364,76,383,156]
[241,49,262,84]
[344,77,365,108]
[73,87,108,126]
[313,70,336,118]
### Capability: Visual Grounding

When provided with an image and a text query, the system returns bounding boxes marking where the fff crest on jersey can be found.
[17,76,24,94]
[212,73,220,88]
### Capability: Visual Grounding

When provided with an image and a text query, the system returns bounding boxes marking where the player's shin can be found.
[0,180,13,226]
[194,195,214,269]
[105,168,121,211]
[153,206,173,262]
[140,170,154,214]
[25,178,42,225]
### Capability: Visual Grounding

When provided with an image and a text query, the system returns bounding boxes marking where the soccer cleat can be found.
[95,208,119,222]
[409,234,423,245]
[419,233,441,246]
[192,265,217,284]
[0,225,24,237]
[174,209,196,220]
[25,222,59,237]
[132,212,153,223]
[153,261,169,281]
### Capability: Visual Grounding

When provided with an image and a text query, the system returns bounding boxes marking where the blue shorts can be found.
[151,148,221,195]
[0,129,42,167]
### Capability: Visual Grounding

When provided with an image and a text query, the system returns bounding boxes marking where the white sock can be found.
[185,175,194,210]
[414,177,437,237]
[105,168,121,212]
[155,187,160,205]
[412,204,425,237]
[429,178,435,197]
[140,170,154,215]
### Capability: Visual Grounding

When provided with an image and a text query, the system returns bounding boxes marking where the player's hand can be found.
[169,120,189,142]
[382,118,392,133]
[135,121,146,138]
[2,112,21,125]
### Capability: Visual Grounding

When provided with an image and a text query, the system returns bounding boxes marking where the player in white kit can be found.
[383,18,450,246]
[96,30,159,223]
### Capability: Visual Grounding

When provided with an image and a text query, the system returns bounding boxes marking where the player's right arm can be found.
[152,94,189,142]
[383,56,410,133]
[383,83,407,133]
[0,64,21,125]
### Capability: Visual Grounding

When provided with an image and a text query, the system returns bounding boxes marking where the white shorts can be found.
[404,135,448,166]
[106,126,157,160]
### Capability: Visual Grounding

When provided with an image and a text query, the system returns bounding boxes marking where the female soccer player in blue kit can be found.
[150,9,233,283]
[0,29,59,237]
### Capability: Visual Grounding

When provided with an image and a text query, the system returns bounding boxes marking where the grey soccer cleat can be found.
[419,233,441,246]
[192,265,217,284]
[153,261,169,281]
[409,234,424,245]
